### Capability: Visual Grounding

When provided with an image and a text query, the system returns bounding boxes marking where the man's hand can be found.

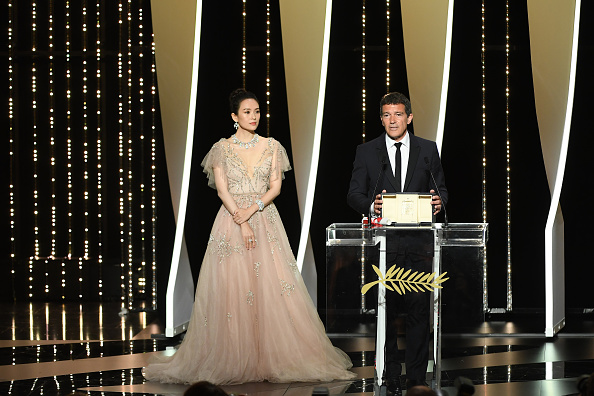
[430,189,442,214]
[374,189,387,215]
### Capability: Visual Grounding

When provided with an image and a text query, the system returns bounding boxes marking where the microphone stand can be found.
[424,157,448,228]
[369,157,387,224]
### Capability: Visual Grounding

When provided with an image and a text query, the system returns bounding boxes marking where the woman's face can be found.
[232,98,260,133]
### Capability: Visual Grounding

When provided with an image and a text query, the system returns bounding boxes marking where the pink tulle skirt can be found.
[143,202,356,385]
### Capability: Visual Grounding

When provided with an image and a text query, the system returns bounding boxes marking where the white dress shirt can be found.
[385,131,410,192]
[370,131,412,216]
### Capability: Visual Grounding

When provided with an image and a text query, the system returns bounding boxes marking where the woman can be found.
[143,89,355,385]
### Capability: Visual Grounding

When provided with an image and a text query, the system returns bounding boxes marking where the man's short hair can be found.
[380,92,412,116]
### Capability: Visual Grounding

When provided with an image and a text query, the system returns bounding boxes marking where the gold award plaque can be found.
[382,193,433,224]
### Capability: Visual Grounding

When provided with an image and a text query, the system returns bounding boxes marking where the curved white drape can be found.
[527,0,580,337]
[151,0,202,337]
[401,0,454,152]
[279,0,333,303]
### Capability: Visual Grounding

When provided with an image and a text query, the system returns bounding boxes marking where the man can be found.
[347,92,448,395]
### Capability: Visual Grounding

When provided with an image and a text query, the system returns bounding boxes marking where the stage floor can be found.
[1,302,593,395]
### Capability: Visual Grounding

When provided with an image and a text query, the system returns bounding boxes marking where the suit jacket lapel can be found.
[376,134,399,192]
[404,133,420,191]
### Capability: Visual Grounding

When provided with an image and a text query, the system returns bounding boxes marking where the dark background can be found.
[0,1,592,316]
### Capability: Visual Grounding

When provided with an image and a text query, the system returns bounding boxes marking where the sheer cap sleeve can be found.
[201,140,226,189]
[270,138,292,182]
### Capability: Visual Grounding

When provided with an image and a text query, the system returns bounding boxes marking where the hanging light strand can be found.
[66,0,73,263]
[127,0,134,309]
[242,0,247,88]
[265,0,271,136]
[32,1,39,258]
[362,0,367,142]
[8,0,16,299]
[151,33,158,310]
[118,0,126,310]
[63,0,73,298]
[83,1,89,259]
[360,0,367,313]
[30,1,39,298]
[48,0,56,299]
[82,2,90,295]
[49,0,56,261]
[96,0,104,298]
[386,0,390,92]
[505,0,512,311]
[481,0,488,313]
[138,1,147,298]
[67,0,82,299]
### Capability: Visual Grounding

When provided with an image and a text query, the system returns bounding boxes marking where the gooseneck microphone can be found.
[369,155,388,221]
[424,157,448,227]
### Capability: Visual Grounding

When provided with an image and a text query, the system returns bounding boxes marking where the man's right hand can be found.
[374,189,387,215]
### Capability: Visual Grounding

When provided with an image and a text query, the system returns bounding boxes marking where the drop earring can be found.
[234,121,238,130]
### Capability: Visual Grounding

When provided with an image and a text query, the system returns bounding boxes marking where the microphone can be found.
[369,155,388,221]
[424,157,448,227]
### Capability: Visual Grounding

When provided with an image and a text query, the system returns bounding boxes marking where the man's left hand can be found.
[430,189,441,214]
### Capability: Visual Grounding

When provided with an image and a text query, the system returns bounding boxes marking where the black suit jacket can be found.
[347,132,448,217]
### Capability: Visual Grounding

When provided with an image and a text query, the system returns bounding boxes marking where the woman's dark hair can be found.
[229,88,259,114]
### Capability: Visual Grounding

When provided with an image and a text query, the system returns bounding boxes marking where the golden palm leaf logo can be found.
[361,265,449,295]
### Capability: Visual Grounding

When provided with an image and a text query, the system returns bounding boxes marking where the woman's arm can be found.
[213,165,241,216]
[232,174,281,224]
[235,180,281,251]
[213,165,258,250]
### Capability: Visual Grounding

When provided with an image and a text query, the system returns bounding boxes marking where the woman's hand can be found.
[233,206,257,225]
[240,223,256,250]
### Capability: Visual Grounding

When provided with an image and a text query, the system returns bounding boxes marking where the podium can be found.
[326,222,488,391]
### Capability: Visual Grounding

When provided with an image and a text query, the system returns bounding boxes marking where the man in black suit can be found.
[347,92,448,395]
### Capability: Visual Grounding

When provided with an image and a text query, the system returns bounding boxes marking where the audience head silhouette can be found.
[578,372,594,396]
[184,381,228,396]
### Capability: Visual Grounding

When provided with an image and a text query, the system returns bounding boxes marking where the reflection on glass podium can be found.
[440,245,485,330]
[325,243,379,335]
[325,223,488,335]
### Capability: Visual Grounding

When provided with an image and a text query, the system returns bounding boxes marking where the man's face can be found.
[381,103,413,141]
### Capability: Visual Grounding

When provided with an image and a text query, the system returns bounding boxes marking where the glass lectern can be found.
[326,222,488,391]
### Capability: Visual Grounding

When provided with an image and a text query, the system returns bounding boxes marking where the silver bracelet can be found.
[256,199,265,211]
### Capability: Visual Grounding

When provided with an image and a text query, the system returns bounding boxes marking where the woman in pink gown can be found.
[143,89,355,385]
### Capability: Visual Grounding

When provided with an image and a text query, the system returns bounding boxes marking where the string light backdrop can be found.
[3,0,159,308]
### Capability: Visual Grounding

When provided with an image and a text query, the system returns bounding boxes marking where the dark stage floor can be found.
[1,302,593,395]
